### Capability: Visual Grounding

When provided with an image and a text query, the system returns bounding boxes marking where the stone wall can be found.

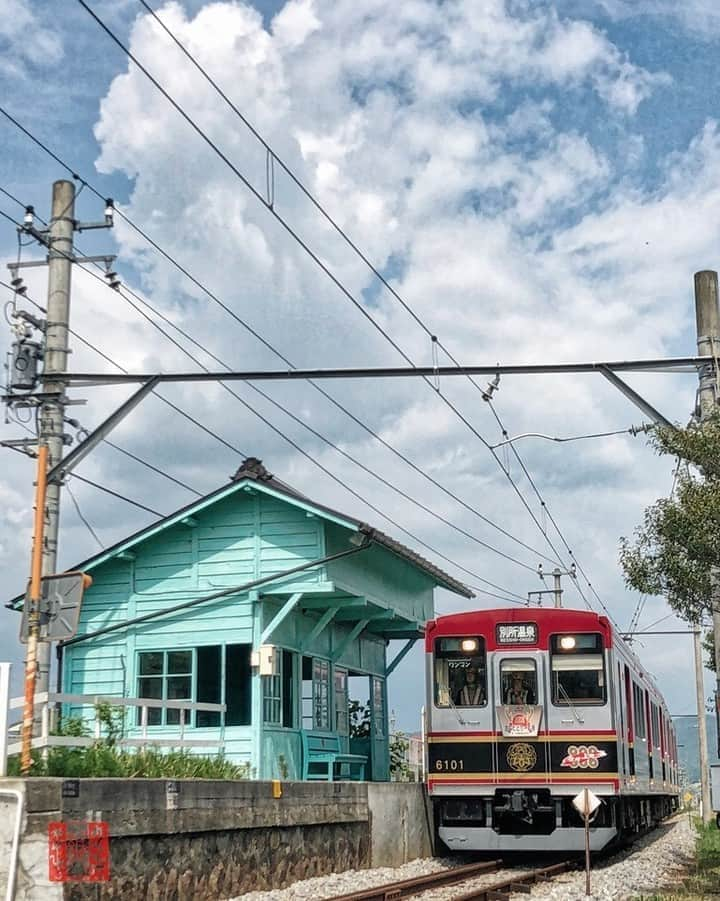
[0,778,431,900]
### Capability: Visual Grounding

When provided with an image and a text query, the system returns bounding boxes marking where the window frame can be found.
[136,642,252,728]
[549,632,607,708]
[137,649,194,727]
[432,636,488,709]
[499,657,538,706]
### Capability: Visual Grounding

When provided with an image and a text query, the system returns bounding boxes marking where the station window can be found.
[335,668,349,735]
[137,644,251,727]
[500,658,537,705]
[550,633,606,706]
[434,637,487,708]
[302,656,330,730]
[262,650,296,727]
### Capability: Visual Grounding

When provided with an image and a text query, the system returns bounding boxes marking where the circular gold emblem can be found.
[507,742,537,772]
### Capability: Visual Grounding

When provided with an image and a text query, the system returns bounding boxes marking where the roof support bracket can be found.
[332,619,369,662]
[260,592,303,645]
[386,638,418,677]
[301,606,339,651]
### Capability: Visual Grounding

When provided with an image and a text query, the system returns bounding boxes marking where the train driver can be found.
[455,665,485,706]
[505,673,529,705]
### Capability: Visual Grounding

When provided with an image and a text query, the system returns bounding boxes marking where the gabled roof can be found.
[8,457,473,609]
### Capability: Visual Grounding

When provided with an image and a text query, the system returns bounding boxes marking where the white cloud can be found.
[2,0,714,724]
[0,0,63,76]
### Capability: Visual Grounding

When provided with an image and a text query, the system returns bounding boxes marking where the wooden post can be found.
[584,788,591,896]
[20,443,49,774]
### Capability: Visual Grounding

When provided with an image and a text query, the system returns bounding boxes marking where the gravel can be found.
[231,816,695,900]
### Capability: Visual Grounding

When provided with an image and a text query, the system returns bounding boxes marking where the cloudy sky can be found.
[1,0,719,732]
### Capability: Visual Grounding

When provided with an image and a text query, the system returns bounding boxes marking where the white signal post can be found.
[572,788,601,896]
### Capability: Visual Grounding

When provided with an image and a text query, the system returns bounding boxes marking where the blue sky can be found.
[1,0,720,730]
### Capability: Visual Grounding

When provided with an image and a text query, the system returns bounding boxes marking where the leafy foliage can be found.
[349,699,371,738]
[620,414,720,626]
[390,731,413,781]
[8,708,249,779]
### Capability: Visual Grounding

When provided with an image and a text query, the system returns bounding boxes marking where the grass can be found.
[8,710,250,779]
[634,816,720,900]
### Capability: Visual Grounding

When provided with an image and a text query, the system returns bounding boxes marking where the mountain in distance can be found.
[673,714,719,785]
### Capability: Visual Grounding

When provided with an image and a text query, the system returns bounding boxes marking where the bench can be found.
[301,731,367,781]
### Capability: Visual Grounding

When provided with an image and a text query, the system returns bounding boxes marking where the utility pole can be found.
[36,180,76,697]
[694,624,712,822]
[693,269,720,822]
[5,180,115,711]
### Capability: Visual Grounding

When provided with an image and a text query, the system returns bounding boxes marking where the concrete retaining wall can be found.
[0,778,431,900]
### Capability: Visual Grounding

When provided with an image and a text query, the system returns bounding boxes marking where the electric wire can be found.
[70,473,165,517]
[66,481,104,548]
[0,269,526,603]
[116,3,619,608]
[69,5,569,571]
[0,154,559,570]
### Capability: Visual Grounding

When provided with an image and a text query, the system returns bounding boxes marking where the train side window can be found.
[499,658,537,705]
[433,637,487,708]
[550,633,606,706]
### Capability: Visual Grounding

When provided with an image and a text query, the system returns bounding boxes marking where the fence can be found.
[0,662,226,776]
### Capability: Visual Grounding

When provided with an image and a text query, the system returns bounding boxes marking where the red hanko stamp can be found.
[48,821,110,882]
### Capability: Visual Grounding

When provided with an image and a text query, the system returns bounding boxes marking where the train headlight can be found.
[461,638,479,652]
[559,635,576,650]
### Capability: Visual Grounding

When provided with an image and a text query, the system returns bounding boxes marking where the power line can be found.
[66,481,104,549]
[123,3,617,612]
[124,0,602,597]
[0,161,559,570]
[71,4,569,570]
[0,271,526,602]
[70,473,164,517]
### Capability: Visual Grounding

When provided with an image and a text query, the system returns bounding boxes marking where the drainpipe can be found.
[60,536,374,649]
[0,787,24,901]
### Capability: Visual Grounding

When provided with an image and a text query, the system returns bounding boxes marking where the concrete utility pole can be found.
[35,180,76,697]
[694,625,713,822]
[693,269,720,823]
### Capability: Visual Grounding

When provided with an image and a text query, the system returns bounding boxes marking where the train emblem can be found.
[507,743,537,772]
[560,744,607,769]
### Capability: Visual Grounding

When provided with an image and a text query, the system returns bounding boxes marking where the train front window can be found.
[499,659,537,705]
[551,633,605,705]
[434,637,487,708]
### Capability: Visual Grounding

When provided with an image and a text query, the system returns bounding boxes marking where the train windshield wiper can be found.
[558,682,584,724]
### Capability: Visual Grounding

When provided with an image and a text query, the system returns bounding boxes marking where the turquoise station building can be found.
[31,458,472,781]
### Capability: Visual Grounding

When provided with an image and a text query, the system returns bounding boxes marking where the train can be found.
[424,606,679,852]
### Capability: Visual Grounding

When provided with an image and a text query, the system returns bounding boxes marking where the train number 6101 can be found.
[434,759,464,771]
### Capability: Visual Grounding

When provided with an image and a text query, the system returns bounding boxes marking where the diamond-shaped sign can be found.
[20,572,92,643]
[572,788,602,817]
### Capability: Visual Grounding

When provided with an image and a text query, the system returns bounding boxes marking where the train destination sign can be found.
[496,622,537,644]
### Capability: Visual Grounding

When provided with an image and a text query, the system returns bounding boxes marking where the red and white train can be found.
[425,607,679,852]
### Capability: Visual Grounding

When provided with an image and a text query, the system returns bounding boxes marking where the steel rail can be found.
[321,859,573,901]
[452,861,572,900]
[34,355,706,388]
[321,859,502,901]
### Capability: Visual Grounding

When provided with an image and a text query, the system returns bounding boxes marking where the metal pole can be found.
[21,443,49,773]
[693,625,712,823]
[694,269,720,761]
[37,180,76,698]
[553,568,563,608]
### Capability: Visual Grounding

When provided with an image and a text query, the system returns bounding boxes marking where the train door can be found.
[492,652,548,782]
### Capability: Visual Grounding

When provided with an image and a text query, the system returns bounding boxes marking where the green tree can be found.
[390,731,412,781]
[619,414,720,633]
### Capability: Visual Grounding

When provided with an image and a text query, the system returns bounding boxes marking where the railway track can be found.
[323,859,574,901]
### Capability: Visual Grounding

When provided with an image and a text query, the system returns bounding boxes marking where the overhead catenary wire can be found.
[69,4,569,569]
[0,264,526,604]
[65,481,104,549]
[121,2,621,615]
[0,153,560,572]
